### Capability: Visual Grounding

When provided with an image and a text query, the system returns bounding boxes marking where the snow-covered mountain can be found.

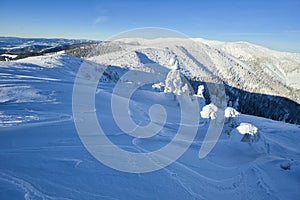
[79,38,300,124]
[0,36,300,200]
[0,36,90,50]
[196,38,300,90]
[86,38,300,99]
[0,36,94,61]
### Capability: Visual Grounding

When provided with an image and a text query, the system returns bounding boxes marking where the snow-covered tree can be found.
[236,123,258,135]
[164,68,183,95]
[152,82,165,92]
[182,83,190,95]
[236,123,260,143]
[225,107,240,118]
[196,85,204,97]
[164,56,191,97]
[224,107,240,128]
[200,103,218,120]
[169,56,180,70]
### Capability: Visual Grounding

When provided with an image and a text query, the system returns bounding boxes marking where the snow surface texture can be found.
[0,54,300,199]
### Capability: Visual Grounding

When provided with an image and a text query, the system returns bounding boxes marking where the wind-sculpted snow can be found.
[0,55,126,127]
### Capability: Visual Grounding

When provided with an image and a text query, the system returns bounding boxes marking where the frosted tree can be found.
[236,123,260,143]
[182,83,190,95]
[225,107,240,118]
[196,85,205,97]
[164,69,183,95]
[224,107,240,128]
[169,56,180,70]
[200,103,218,120]
[164,56,190,97]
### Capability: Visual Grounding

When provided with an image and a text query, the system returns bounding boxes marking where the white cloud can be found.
[93,16,108,25]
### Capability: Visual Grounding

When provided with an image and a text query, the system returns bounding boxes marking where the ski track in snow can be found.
[131,137,253,200]
[0,172,72,200]
[0,171,118,200]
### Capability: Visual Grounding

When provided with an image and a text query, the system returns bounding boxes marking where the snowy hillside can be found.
[195,38,300,90]
[87,38,300,102]
[83,38,300,124]
[0,54,299,200]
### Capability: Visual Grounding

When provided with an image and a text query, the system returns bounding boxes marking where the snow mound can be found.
[200,103,218,119]
[225,107,240,118]
[236,123,258,135]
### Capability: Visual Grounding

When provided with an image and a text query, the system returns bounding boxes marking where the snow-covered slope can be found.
[195,38,300,89]
[0,54,299,200]
[87,38,300,104]
[83,38,300,124]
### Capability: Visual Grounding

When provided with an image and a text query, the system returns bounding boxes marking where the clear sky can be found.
[1,0,299,52]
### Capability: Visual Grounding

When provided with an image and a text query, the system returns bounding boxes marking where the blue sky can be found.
[0,0,299,52]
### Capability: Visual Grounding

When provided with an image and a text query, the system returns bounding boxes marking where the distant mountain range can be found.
[0,36,93,49]
[0,36,96,60]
